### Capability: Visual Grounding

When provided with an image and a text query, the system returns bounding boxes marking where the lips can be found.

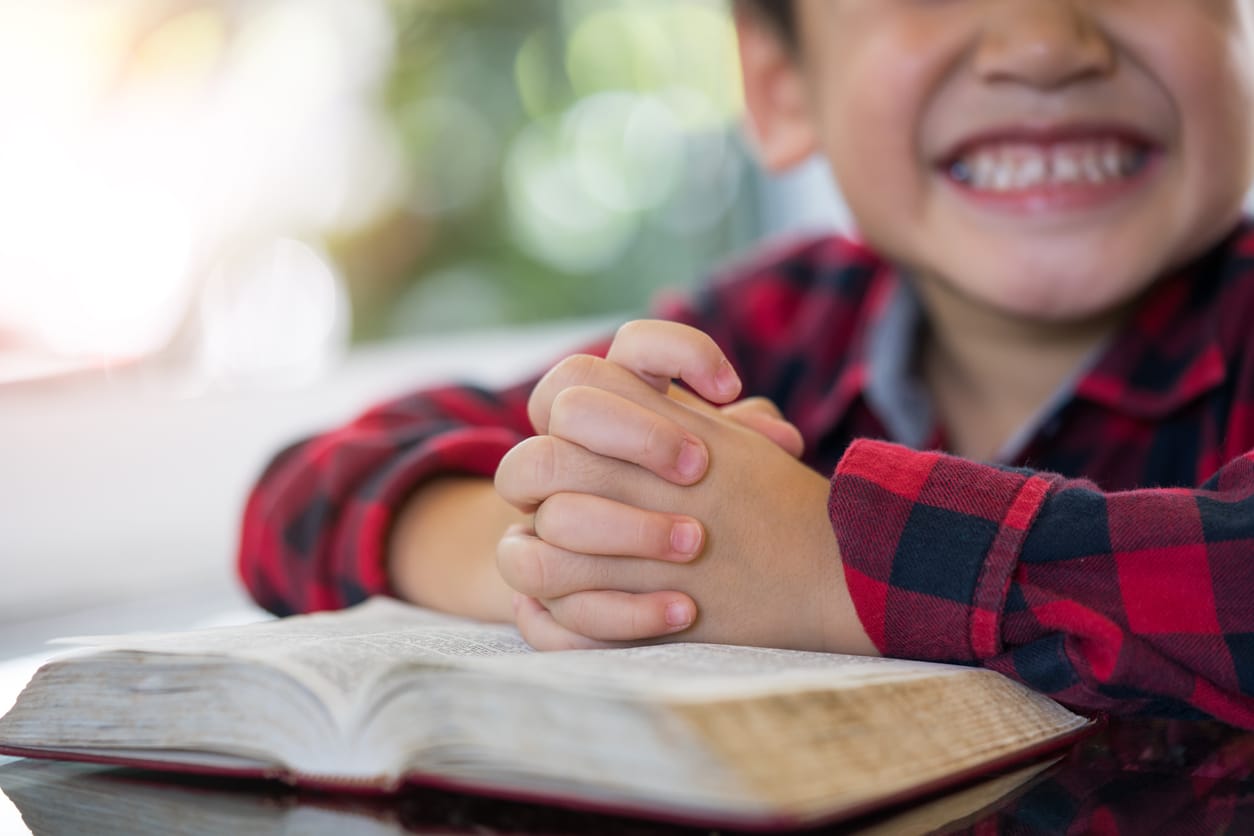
[940,127,1159,195]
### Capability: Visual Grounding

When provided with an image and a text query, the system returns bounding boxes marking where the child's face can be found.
[746,1,1254,323]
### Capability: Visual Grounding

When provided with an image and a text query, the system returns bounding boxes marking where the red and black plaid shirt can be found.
[239,220,1254,727]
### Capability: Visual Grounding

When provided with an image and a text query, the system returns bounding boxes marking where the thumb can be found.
[720,398,805,459]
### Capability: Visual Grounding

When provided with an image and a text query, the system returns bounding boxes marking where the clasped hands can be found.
[494,321,875,656]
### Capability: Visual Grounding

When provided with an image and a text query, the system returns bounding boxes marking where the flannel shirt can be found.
[238,220,1254,727]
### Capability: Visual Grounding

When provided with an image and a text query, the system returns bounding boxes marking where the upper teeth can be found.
[950,141,1145,191]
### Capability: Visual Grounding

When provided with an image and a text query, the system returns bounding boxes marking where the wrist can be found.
[388,476,522,622]
[813,471,878,656]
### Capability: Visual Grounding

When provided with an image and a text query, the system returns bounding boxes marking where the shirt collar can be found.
[862,278,933,450]
[836,219,1244,452]
[856,276,1101,462]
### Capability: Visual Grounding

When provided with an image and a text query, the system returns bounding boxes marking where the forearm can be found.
[388,476,526,622]
[237,380,544,616]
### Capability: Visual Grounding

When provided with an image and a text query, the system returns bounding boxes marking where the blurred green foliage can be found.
[339,0,762,342]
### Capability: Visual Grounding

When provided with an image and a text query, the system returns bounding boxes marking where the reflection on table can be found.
[2,719,1254,835]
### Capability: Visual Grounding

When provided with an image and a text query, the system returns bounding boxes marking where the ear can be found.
[734,6,819,172]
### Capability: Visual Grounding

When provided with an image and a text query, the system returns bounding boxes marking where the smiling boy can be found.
[240,0,1254,726]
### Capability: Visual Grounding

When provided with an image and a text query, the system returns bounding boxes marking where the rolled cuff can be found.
[830,438,1056,662]
[330,427,524,604]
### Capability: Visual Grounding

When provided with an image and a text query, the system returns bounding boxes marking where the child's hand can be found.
[528,319,804,480]
[495,321,874,656]
[498,320,798,647]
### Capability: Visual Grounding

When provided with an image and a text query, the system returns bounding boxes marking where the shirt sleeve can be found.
[831,439,1254,726]
[237,374,564,616]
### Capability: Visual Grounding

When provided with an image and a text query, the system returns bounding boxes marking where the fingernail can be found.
[665,601,694,629]
[676,439,707,481]
[715,360,741,397]
[670,521,702,556]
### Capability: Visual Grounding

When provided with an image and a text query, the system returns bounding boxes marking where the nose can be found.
[973,0,1116,89]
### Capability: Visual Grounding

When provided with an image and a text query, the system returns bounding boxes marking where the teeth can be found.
[1013,156,1046,189]
[1101,145,1123,178]
[1054,155,1081,184]
[950,140,1146,192]
[974,154,998,187]
[992,164,1015,192]
[1083,154,1106,184]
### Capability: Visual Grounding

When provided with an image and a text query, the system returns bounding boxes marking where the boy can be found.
[240,0,1254,727]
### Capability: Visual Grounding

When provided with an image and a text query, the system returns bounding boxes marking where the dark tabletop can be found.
[2,719,1253,835]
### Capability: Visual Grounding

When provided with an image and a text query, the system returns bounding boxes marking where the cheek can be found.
[1189,68,1254,214]
[817,44,937,245]
[1183,44,1254,143]
[1137,11,1254,220]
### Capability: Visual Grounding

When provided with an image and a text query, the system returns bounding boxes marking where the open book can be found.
[0,599,1092,830]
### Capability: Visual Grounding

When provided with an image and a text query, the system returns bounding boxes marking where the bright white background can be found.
[0,318,623,647]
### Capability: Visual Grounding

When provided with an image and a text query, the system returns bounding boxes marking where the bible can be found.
[0,598,1093,830]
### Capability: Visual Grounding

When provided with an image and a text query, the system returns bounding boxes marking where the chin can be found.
[955,258,1150,325]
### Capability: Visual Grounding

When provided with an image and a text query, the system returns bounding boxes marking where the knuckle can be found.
[492,451,511,493]
[725,397,778,420]
[527,436,559,490]
[634,512,663,556]
[526,382,552,432]
[547,386,592,435]
[497,536,537,594]
[566,594,599,635]
[742,396,780,416]
[555,353,602,387]
[613,319,648,346]
[640,414,673,463]
[518,513,579,597]
[531,495,564,543]
[521,537,567,598]
[493,444,527,500]
[565,447,614,496]
[496,436,560,505]
[530,354,603,429]
[628,601,649,639]
[527,547,554,597]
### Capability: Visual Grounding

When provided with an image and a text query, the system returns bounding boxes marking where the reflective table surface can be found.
[2,719,1253,835]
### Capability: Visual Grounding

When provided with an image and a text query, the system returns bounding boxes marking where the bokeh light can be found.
[0,0,764,373]
[401,96,500,216]
[568,91,684,214]
[0,0,394,382]
[198,239,348,386]
[505,116,641,275]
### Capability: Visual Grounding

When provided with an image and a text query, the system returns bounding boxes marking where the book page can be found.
[464,641,972,700]
[59,599,976,709]
[60,600,532,717]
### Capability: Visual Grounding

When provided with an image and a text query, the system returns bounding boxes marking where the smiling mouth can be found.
[944,137,1153,193]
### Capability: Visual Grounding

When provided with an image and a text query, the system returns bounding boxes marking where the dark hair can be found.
[739,0,794,39]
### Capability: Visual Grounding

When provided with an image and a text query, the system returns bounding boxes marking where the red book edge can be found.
[0,719,1098,832]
